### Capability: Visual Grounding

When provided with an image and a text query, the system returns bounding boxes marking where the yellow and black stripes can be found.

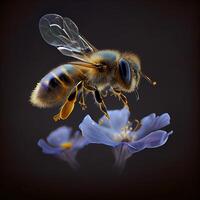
[30,64,84,108]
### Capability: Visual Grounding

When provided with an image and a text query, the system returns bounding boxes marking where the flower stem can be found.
[113,144,130,174]
[58,151,80,170]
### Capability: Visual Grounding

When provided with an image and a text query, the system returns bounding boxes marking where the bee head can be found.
[118,57,141,89]
[119,53,156,88]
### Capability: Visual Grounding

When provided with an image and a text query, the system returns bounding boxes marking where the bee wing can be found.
[39,14,97,62]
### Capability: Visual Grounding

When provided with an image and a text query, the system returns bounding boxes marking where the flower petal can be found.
[37,139,62,154]
[79,115,119,146]
[98,107,130,131]
[130,130,173,151]
[72,132,89,150]
[134,113,170,139]
[47,126,72,147]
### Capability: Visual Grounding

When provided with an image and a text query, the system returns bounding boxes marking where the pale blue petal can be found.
[47,126,72,146]
[129,130,173,151]
[113,130,172,172]
[134,113,170,139]
[98,108,130,131]
[37,139,62,154]
[79,115,118,146]
[73,135,89,150]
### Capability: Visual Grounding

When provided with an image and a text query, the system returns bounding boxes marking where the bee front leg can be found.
[94,90,110,119]
[53,82,82,122]
[133,119,141,131]
[112,88,129,109]
[84,83,110,119]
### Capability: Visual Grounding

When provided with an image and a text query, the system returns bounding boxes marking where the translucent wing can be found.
[39,14,97,62]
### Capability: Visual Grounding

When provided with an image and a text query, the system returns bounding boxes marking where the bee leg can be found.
[84,83,110,119]
[53,89,77,122]
[83,83,96,92]
[79,87,87,110]
[101,90,108,98]
[94,90,110,119]
[112,88,129,109]
[53,82,82,122]
[120,93,129,108]
[133,119,141,131]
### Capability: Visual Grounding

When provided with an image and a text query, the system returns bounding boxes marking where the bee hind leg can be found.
[53,82,82,122]
[94,90,110,119]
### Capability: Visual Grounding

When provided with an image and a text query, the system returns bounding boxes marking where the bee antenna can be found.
[140,72,157,86]
[135,88,140,101]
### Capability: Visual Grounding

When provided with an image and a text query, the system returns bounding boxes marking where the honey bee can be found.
[30,14,156,121]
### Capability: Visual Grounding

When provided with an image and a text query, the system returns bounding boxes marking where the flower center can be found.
[60,142,73,149]
[113,123,133,142]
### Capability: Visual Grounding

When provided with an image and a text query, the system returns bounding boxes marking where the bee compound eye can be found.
[119,59,131,85]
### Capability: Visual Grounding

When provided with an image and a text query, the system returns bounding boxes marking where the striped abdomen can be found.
[30,64,84,108]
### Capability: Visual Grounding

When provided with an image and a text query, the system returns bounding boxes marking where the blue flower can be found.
[38,126,88,169]
[79,108,173,171]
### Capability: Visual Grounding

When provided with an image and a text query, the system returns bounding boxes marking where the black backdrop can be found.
[1,0,199,199]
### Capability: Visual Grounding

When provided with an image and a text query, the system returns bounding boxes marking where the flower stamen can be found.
[98,119,104,126]
[113,123,134,142]
[60,142,73,149]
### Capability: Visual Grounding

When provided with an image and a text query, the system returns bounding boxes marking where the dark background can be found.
[1,0,199,199]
